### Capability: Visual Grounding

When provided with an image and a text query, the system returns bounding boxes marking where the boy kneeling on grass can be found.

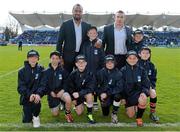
[121,50,150,126]
[39,51,73,123]
[138,46,159,122]
[96,55,124,124]
[66,55,96,124]
[17,50,45,128]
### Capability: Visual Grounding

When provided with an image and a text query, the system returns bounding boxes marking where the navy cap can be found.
[140,46,151,53]
[75,55,86,62]
[104,55,115,62]
[50,51,61,58]
[126,50,138,58]
[27,50,39,58]
[133,29,143,36]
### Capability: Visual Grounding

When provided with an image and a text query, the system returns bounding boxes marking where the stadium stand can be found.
[13,30,180,46]
[10,12,180,46]
[13,30,58,44]
[144,31,180,46]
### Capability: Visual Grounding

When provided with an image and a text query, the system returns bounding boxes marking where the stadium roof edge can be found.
[10,12,180,29]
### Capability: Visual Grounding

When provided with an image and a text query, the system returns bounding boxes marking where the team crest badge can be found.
[59,74,62,80]
[94,49,98,55]
[137,76,141,82]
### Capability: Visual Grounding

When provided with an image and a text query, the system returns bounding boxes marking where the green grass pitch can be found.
[0,45,180,131]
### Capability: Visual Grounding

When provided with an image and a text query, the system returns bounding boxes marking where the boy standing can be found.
[131,29,146,54]
[80,26,105,110]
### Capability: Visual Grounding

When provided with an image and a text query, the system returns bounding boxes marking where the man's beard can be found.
[73,15,82,21]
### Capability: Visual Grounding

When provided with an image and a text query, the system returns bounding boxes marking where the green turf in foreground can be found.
[0,45,180,130]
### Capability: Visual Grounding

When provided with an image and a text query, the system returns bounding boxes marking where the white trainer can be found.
[32,116,40,128]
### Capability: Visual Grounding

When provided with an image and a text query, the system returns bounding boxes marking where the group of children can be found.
[17,26,159,128]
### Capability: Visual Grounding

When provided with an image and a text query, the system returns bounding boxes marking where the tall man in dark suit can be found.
[102,10,132,69]
[56,4,91,73]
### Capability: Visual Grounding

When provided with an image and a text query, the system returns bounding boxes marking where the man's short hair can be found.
[114,10,126,19]
[72,4,83,11]
[116,10,125,14]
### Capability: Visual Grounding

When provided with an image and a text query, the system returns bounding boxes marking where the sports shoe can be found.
[65,113,74,123]
[111,113,118,124]
[32,116,40,128]
[150,112,159,122]
[87,114,96,124]
[136,118,143,127]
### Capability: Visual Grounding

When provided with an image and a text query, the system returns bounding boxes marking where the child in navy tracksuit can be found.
[66,55,96,124]
[138,46,159,122]
[39,51,73,123]
[96,55,124,124]
[80,26,105,110]
[17,50,45,128]
[131,29,146,54]
[121,50,150,126]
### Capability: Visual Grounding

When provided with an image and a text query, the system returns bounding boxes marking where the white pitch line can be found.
[0,57,48,79]
[0,68,21,79]
[0,122,180,128]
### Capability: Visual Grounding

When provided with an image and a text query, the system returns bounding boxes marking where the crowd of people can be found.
[144,30,180,46]
[14,29,180,46]
[18,4,163,128]
[14,30,58,44]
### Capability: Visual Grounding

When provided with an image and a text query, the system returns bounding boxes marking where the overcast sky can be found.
[0,0,180,26]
